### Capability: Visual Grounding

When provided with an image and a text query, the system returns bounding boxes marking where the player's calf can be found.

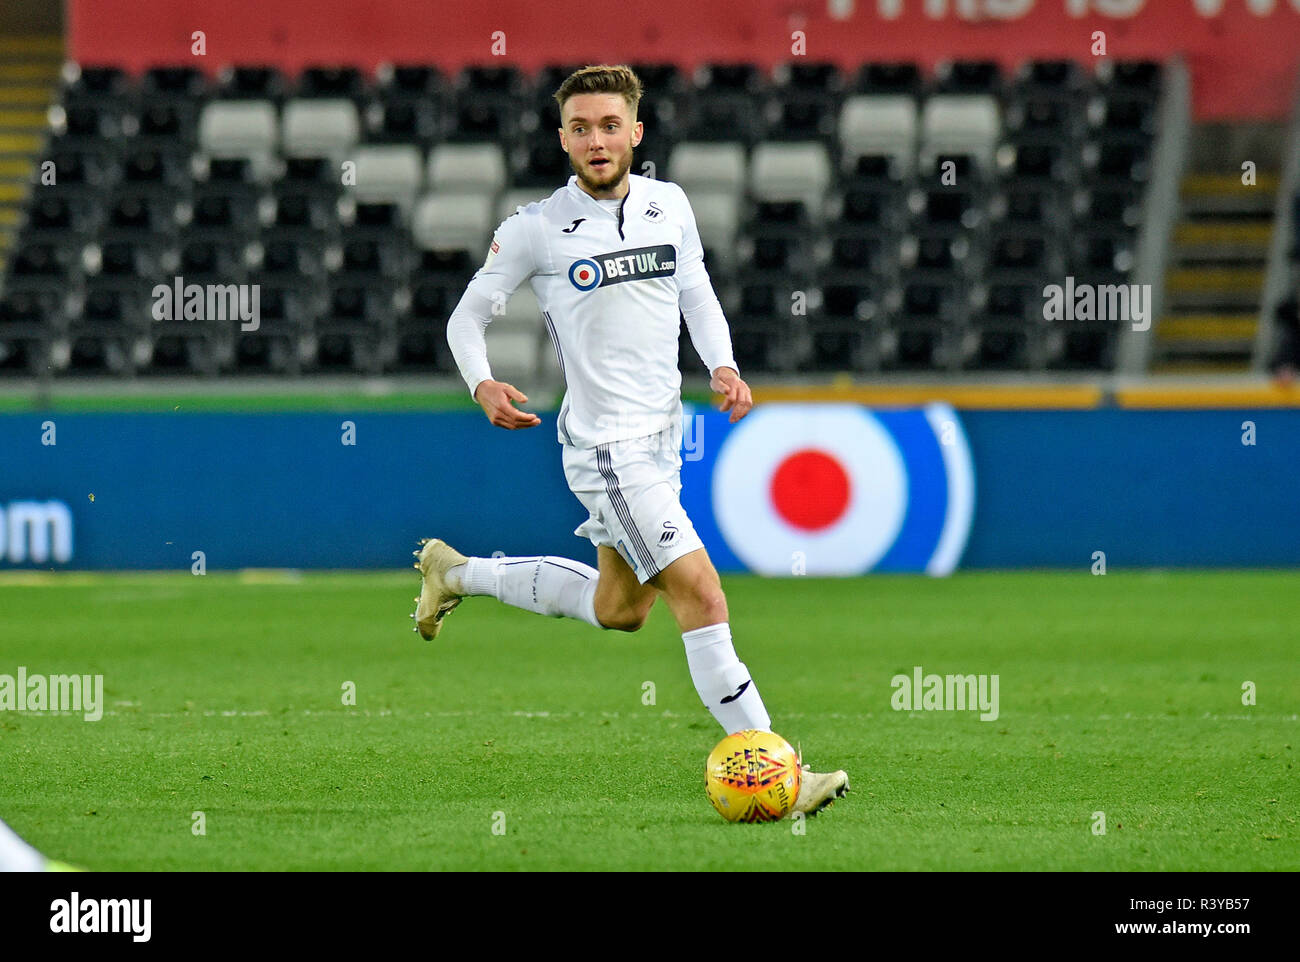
[413,544,606,634]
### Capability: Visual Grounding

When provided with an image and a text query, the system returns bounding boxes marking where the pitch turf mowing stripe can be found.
[1,571,1296,870]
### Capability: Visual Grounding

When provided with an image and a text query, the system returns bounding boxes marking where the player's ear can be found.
[632,119,643,148]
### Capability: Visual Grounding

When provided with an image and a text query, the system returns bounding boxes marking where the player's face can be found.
[558,93,643,199]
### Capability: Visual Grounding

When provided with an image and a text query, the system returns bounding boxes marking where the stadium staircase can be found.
[0,36,60,285]
[1153,124,1282,371]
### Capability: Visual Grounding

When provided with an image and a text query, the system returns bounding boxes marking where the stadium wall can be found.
[1,405,1296,572]
[66,0,1300,120]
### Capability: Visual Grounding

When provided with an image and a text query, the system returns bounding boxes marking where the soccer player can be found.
[417,64,848,815]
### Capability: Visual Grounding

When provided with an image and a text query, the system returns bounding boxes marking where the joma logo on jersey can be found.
[567,244,677,291]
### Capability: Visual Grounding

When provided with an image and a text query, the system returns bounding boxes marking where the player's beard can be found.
[573,148,633,197]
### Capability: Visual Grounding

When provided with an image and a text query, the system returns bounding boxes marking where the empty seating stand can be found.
[0,58,1162,378]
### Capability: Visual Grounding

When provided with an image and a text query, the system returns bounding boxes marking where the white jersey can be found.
[447,173,737,449]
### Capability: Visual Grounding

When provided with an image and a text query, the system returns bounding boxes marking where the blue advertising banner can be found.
[0,406,1296,571]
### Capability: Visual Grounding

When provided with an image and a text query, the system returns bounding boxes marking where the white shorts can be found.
[562,426,705,584]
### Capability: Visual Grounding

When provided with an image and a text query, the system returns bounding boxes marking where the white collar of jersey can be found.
[565,175,631,215]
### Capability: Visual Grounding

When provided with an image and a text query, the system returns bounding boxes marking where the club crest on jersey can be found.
[567,244,677,291]
[641,201,665,223]
[568,258,603,291]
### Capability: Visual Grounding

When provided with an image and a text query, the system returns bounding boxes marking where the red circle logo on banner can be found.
[769,449,851,532]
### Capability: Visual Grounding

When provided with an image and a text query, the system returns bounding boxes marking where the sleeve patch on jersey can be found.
[482,238,500,269]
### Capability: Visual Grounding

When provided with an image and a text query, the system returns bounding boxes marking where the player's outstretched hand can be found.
[475,380,542,430]
[710,367,753,423]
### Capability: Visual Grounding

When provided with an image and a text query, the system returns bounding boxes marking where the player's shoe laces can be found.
[410,538,468,640]
[794,764,850,815]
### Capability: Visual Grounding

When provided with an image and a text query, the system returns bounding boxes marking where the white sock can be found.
[683,623,771,734]
[447,556,601,628]
[0,818,47,872]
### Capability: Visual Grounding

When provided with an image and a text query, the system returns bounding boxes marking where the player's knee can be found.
[692,584,728,626]
[599,606,650,632]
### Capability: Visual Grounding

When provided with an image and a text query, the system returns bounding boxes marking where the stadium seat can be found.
[996,141,1073,187]
[364,98,441,146]
[935,60,1002,95]
[347,145,424,215]
[426,143,507,194]
[510,138,571,188]
[297,66,366,100]
[630,63,687,98]
[681,92,763,144]
[834,183,907,234]
[376,64,447,101]
[749,142,832,212]
[141,66,207,103]
[216,65,289,102]
[808,271,880,371]
[1082,137,1150,186]
[763,93,839,144]
[199,101,279,179]
[1088,93,1156,136]
[682,189,742,272]
[773,61,840,95]
[1097,60,1162,100]
[853,63,923,96]
[900,231,973,283]
[281,99,361,163]
[838,95,917,178]
[119,149,190,196]
[725,279,794,372]
[60,64,132,116]
[920,95,1001,177]
[669,143,747,196]
[1014,59,1088,97]
[277,155,342,197]
[412,193,494,258]
[1004,96,1083,142]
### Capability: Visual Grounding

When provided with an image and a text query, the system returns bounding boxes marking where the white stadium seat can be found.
[411,192,495,253]
[919,94,1002,176]
[749,142,832,212]
[349,145,424,215]
[668,143,747,196]
[427,143,507,194]
[198,101,278,179]
[838,95,917,176]
[682,188,742,270]
[281,99,360,163]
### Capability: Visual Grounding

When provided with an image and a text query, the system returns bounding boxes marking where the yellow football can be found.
[705,729,802,822]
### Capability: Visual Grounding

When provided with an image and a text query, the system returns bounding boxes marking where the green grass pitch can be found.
[1,570,1296,871]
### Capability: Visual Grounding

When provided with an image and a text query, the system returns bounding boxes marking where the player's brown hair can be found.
[553,64,643,119]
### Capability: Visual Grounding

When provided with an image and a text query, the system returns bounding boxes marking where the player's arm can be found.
[445,213,542,430]
[672,185,753,424]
